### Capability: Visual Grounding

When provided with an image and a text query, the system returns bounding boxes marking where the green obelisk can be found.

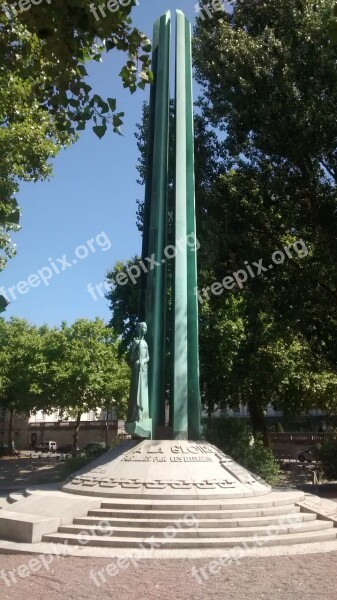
[138,10,202,441]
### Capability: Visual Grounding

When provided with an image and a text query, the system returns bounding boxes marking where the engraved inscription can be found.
[122,442,219,463]
[70,476,237,490]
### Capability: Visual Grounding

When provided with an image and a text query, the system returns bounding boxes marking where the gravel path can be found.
[0,552,336,600]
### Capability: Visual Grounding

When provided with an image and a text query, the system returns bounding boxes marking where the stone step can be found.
[74,512,315,530]
[99,492,305,512]
[42,526,337,548]
[57,518,331,539]
[88,504,301,520]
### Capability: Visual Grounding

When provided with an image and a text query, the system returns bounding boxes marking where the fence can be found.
[268,432,337,460]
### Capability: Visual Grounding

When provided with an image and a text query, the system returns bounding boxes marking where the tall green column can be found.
[137,10,202,441]
[173,11,202,440]
[185,16,203,440]
[138,18,160,321]
[143,12,171,437]
[173,10,189,440]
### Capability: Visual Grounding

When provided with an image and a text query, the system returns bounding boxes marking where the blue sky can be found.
[1,1,200,326]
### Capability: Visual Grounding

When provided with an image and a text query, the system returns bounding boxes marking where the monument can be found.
[128,10,202,442]
[62,9,271,500]
[0,11,335,553]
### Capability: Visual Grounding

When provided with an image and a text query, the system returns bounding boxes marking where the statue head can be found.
[136,322,147,337]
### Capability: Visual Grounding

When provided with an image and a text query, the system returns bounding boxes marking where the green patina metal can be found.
[173,10,189,439]
[146,12,170,436]
[184,15,203,440]
[125,322,152,438]
[128,10,202,441]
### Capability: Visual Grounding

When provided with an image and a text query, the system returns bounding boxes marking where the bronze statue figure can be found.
[125,322,152,438]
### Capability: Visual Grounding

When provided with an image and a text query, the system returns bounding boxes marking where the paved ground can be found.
[0,456,62,492]
[1,457,337,598]
[0,553,336,599]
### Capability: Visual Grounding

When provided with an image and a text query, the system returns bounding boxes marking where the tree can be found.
[106,258,141,355]
[191,0,337,433]
[193,0,337,347]
[0,33,70,272]
[1,1,152,139]
[0,1,152,284]
[193,165,337,437]
[106,3,337,439]
[41,318,129,450]
[205,417,280,484]
[0,317,45,450]
[0,317,130,450]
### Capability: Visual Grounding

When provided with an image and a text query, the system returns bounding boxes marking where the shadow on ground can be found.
[0,456,62,490]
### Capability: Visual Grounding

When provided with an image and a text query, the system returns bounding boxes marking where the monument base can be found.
[62,439,271,499]
[0,441,336,551]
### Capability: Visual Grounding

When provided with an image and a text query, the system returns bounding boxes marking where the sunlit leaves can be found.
[3,1,152,136]
[0,317,130,421]
[192,0,337,422]
[0,2,152,279]
[41,318,130,420]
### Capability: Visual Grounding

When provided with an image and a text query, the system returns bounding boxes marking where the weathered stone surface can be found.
[0,493,101,543]
[297,494,337,525]
[0,511,60,544]
[62,440,271,499]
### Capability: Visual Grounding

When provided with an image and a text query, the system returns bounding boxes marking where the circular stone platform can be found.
[62,440,271,500]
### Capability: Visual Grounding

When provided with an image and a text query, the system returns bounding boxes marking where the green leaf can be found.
[77,65,88,77]
[93,124,107,139]
[112,113,124,129]
[0,295,9,312]
[99,101,109,114]
[107,97,117,112]
[81,83,92,94]
[105,40,116,52]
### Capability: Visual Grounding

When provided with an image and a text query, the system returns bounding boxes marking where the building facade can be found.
[0,409,126,450]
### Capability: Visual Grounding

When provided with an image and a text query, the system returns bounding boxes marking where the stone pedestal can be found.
[62,440,270,500]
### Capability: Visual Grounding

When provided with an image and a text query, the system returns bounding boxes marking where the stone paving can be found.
[0,553,336,600]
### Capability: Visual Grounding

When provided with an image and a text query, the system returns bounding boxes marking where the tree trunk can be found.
[248,397,268,446]
[7,408,14,454]
[0,409,6,447]
[72,411,82,454]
